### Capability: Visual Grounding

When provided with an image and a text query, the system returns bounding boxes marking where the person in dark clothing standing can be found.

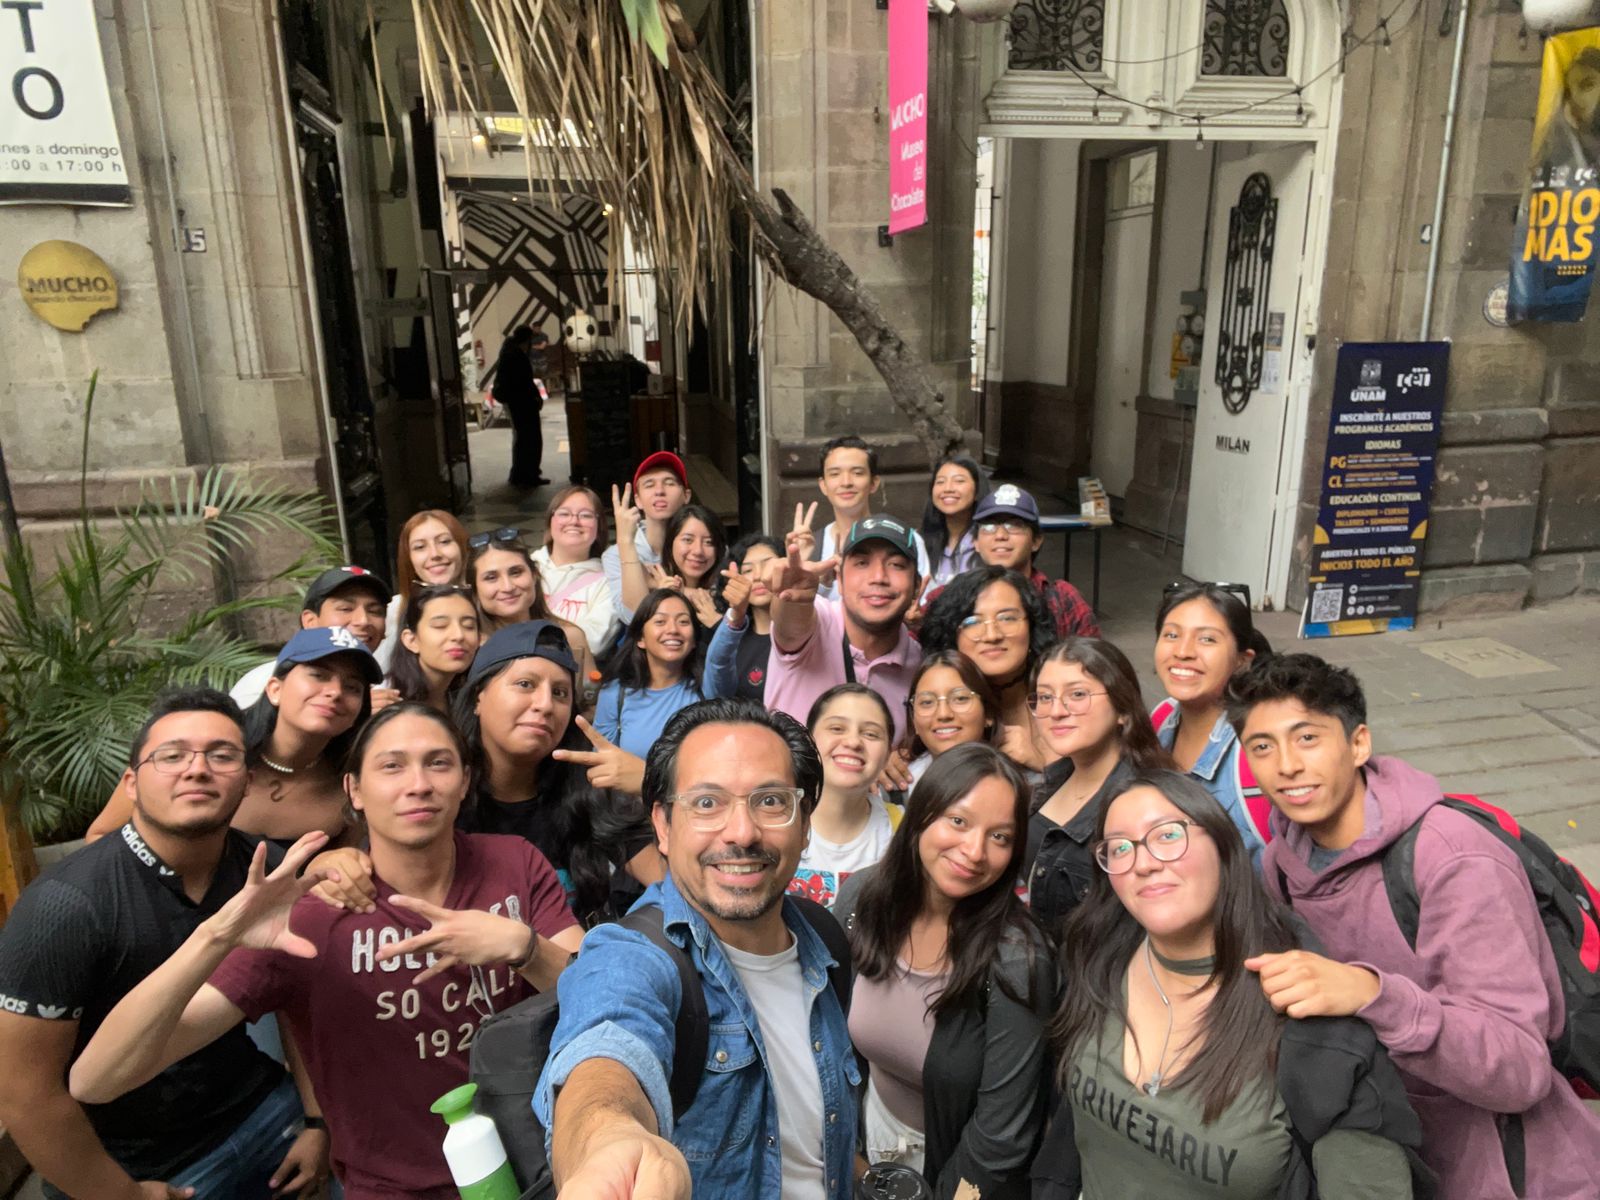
[495,325,549,488]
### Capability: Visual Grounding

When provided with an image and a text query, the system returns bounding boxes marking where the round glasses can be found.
[552,509,598,525]
[910,688,978,715]
[666,788,805,831]
[1094,819,1200,874]
[137,744,248,775]
[957,611,1026,638]
[1027,687,1107,716]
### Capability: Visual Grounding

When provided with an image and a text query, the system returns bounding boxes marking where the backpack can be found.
[468,896,854,1198]
[1380,794,1600,1101]
[1149,700,1274,847]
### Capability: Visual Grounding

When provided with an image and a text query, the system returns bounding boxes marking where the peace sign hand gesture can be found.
[552,715,647,795]
[380,895,534,985]
[787,501,818,561]
[767,527,839,605]
[202,832,333,958]
[612,483,643,547]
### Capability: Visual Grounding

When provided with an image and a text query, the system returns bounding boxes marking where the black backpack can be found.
[469,896,853,1198]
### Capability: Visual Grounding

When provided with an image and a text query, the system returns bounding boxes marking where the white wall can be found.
[1145,144,1215,401]
[998,139,1079,385]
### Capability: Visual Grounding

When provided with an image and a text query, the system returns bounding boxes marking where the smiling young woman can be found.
[467,537,599,713]
[533,485,618,656]
[919,455,989,590]
[593,588,706,761]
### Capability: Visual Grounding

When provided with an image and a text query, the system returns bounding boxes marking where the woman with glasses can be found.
[386,583,481,712]
[921,565,1055,771]
[86,629,377,850]
[533,485,619,657]
[895,650,1003,792]
[467,532,599,712]
[654,503,729,633]
[1152,582,1274,869]
[1023,639,1173,936]
[919,455,990,589]
[832,743,1056,1197]
[705,533,782,702]
[1033,770,1426,1199]
[594,588,705,761]
[789,684,901,909]
[375,508,472,672]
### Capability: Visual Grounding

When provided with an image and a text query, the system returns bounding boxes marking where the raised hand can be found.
[552,715,647,795]
[612,482,642,547]
[787,501,818,560]
[720,563,753,622]
[682,587,721,628]
[203,832,332,957]
[380,894,534,985]
[643,562,684,593]
[766,530,838,605]
[876,747,914,795]
[369,685,402,713]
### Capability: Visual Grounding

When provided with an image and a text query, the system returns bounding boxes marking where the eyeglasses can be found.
[469,527,522,549]
[666,787,806,831]
[552,509,598,525]
[957,610,1027,638]
[1027,687,1107,716]
[911,688,979,715]
[136,744,248,775]
[977,520,1033,537]
[1094,819,1202,874]
[1163,579,1252,609]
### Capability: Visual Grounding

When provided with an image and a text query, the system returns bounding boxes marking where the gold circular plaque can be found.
[17,240,119,332]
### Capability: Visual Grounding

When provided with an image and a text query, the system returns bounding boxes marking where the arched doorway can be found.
[979,0,1346,610]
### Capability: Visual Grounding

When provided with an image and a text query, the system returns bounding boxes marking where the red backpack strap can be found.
[1234,751,1274,846]
[1150,699,1176,730]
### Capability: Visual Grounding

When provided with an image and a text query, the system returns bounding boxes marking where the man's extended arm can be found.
[551,1059,690,1199]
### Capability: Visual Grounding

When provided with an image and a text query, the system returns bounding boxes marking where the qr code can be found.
[1310,587,1343,624]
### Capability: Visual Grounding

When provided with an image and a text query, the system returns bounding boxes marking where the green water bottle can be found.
[431,1082,521,1200]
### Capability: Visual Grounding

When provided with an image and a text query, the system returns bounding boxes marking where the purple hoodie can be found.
[1264,754,1600,1200]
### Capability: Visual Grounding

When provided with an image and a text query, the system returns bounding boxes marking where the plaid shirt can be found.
[919,567,1098,640]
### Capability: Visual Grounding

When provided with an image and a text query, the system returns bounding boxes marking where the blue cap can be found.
[275,626,383,684]
[466,621,579,690]
[973,484,1040,527]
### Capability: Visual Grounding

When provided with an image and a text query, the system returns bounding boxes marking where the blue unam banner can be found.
[1302,342,1450,639]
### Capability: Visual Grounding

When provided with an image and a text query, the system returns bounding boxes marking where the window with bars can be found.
[1007,0,1105,72]
[1202,0,1291,78]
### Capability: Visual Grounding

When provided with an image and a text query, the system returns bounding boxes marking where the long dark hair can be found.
[920,566,1054,682]
[1156,583,1274,662]
[897,649,1003,761]
[1051,769,1297,1123]
[661,504,728,594]
[1030,638,1172,774]
[388,585,479,705]
[452,656,639,923]
[601,588,705,695]
[920,455,989,569]
[466,539,554,627]
[241,656,372,769]
[851,743,1039,1016]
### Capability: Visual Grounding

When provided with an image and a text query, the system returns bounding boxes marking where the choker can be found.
[259,755,299,776]
[1149,945,1216,977]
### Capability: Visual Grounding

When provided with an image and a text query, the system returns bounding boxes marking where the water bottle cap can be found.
[430,1082,480,1125]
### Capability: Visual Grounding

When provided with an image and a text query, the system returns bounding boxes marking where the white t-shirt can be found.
[815,521,931,601]
[789,796,898,909]
[723,937,827,1200]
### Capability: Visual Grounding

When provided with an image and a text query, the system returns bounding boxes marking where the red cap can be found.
[632,451,687,492]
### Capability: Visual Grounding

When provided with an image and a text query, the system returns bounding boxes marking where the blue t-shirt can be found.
[595,677,704,760]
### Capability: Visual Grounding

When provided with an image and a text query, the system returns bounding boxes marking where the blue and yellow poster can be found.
[1508,27,1600,323]
[1302,343,1450,639]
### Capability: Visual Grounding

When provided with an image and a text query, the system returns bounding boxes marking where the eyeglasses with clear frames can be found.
[977,520,1032,537]
[552,508,598,524]
[911,688,979,715]
[1027,687,1107,716]
[137,744,248,775]
[666,787,806,831]
[957,611,1027,638]
[1094,819,1202,874]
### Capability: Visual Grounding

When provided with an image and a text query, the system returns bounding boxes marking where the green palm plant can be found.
[0,374,341,840]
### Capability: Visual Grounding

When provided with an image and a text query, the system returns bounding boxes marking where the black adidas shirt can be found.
[0,823,284,1179]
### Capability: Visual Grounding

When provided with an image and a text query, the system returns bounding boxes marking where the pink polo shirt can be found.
[765,597,920,739]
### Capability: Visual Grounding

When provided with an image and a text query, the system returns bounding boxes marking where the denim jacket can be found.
[534,874,859,1199]
[1153,702,1266,870]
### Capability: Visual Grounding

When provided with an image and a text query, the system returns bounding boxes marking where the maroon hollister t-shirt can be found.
[208,831,576,1200]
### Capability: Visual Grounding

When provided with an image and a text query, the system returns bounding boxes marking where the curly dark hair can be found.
[919,566,1054,687]
[1225,652,1367,737]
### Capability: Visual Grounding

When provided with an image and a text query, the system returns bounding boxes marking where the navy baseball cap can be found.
[974,484,1041,527]
[841,514,917,560]
[303,565,390,612]
[274,626,384,684]
[466,621,579,689]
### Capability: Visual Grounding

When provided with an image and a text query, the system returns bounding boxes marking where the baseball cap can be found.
[973,484,1041,527]
[842,515,917,560]
[303,565,391,612]
[274,626,384,684]
[466,621,579,690]
[632,451,687,492]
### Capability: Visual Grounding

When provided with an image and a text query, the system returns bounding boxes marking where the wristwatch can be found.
[303,1116,327,1131]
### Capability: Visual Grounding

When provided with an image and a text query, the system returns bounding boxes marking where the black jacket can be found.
[1030,989,1435,1199]
[835,868,1060,1200]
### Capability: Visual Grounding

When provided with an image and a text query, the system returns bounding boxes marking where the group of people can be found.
[0,438,1593,1200]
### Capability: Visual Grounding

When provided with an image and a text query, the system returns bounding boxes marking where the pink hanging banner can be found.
[887,0,928,235]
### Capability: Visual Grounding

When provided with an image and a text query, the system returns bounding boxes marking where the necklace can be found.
[1141,939,1176,1098]
[1150,945,1216,977]
[259,754,298,775]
